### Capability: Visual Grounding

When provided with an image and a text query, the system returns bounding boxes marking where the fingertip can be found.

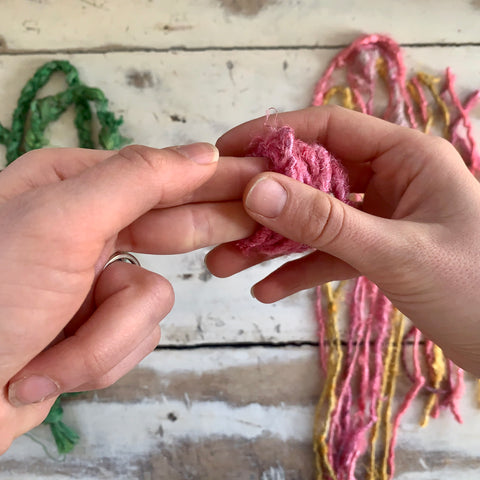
[8,375,60,407]
[174,142,219,165]
[204,248,233,278]
[249,283,279,304]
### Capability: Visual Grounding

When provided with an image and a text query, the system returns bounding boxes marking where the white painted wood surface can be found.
[1,1,480,479]
[0,0,480,50]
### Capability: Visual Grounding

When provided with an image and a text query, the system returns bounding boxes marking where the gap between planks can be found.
[2,42,480,56]
[154,339,424,350]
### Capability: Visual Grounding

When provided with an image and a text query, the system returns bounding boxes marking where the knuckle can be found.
[419,134,461,166]
[427,134,455,152]
[83,346,111,381]
[189,207,214,252]
[320,104,343,115]
[135,272,175,318]
[87,372,117,391]
[86,329,161,391]
[302,195,346,248]
[117,144,161,172]
[151,325,162,347]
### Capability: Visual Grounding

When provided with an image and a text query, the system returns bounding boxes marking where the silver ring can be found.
[104,252,141,270]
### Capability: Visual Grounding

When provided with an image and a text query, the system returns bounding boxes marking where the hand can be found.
[207,106,480,376]
[0,143,264,453]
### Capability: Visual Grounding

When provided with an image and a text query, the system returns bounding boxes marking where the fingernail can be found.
[245,177,287,218]
[175,143,219,164]
[8,375,59,407]
[250,286,257,299]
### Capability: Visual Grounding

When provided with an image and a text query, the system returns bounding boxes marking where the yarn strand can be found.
[0,60,129,166]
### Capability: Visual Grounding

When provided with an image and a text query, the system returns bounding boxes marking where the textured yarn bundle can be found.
[2,35,480,477]
[238,34,480,480]
[238,125,350,256]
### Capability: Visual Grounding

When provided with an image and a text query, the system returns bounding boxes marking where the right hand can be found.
[0,142,264,454]
[207,106,480,376]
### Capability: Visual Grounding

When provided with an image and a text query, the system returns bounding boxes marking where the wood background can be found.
[1,1,480,478]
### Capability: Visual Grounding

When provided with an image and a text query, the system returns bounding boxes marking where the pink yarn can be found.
[442,68,480,171]
[312,34,416,127]
[388,327,425,478]
[237,125,350,255]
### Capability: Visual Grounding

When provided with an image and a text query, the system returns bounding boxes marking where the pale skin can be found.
[1,105,480,454]
[0,142,263,454]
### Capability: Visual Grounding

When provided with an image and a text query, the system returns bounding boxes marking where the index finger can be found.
[19,143,220,246]
[216,105,412,163]
[217,106,428,194]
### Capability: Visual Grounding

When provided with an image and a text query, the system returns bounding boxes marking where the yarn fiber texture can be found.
[238,125,350,256]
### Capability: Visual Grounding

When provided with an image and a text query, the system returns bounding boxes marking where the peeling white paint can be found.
[138,344,318,375]
[261,466,286,480]
[0,0,479,50]
[397,471,479,480]
[5,399,313,462]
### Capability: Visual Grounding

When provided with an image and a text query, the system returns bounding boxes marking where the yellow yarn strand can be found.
[406,80,434,134]
[367,310,398,480]
[420,344,447,427]
[415,72,451,138]
[380,310,405,479]
[313,282,345,480]
[323,86,355,110]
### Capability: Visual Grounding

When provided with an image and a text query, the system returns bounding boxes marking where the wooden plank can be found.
[0,1,480,51]
[1,3,480,479]
[1,47,480,345]
[2,347,480,479]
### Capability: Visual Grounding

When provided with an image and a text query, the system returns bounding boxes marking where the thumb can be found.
[243,173,415,281]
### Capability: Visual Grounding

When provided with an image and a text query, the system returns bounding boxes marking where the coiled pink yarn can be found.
[237,125,350,256]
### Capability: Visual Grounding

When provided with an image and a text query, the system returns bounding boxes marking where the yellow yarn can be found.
[368,309,404,480]
[313,282,345,480]
[420,344,446,427]
[407,80,434,134]
[415,72,451,138]
[323,86,355,110]
[380,311,405,479]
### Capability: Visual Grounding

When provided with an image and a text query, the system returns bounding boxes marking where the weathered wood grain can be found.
[2,347,480,479]
[0,0,480,51]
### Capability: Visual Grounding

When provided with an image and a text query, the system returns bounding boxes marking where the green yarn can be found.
[0,60,130,164]
[43,395,81,454]
[0,60,130,454]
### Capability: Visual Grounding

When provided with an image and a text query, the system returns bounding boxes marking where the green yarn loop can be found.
[0,60,130,454]
[43,396,80,454]
[0,60,130,164]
